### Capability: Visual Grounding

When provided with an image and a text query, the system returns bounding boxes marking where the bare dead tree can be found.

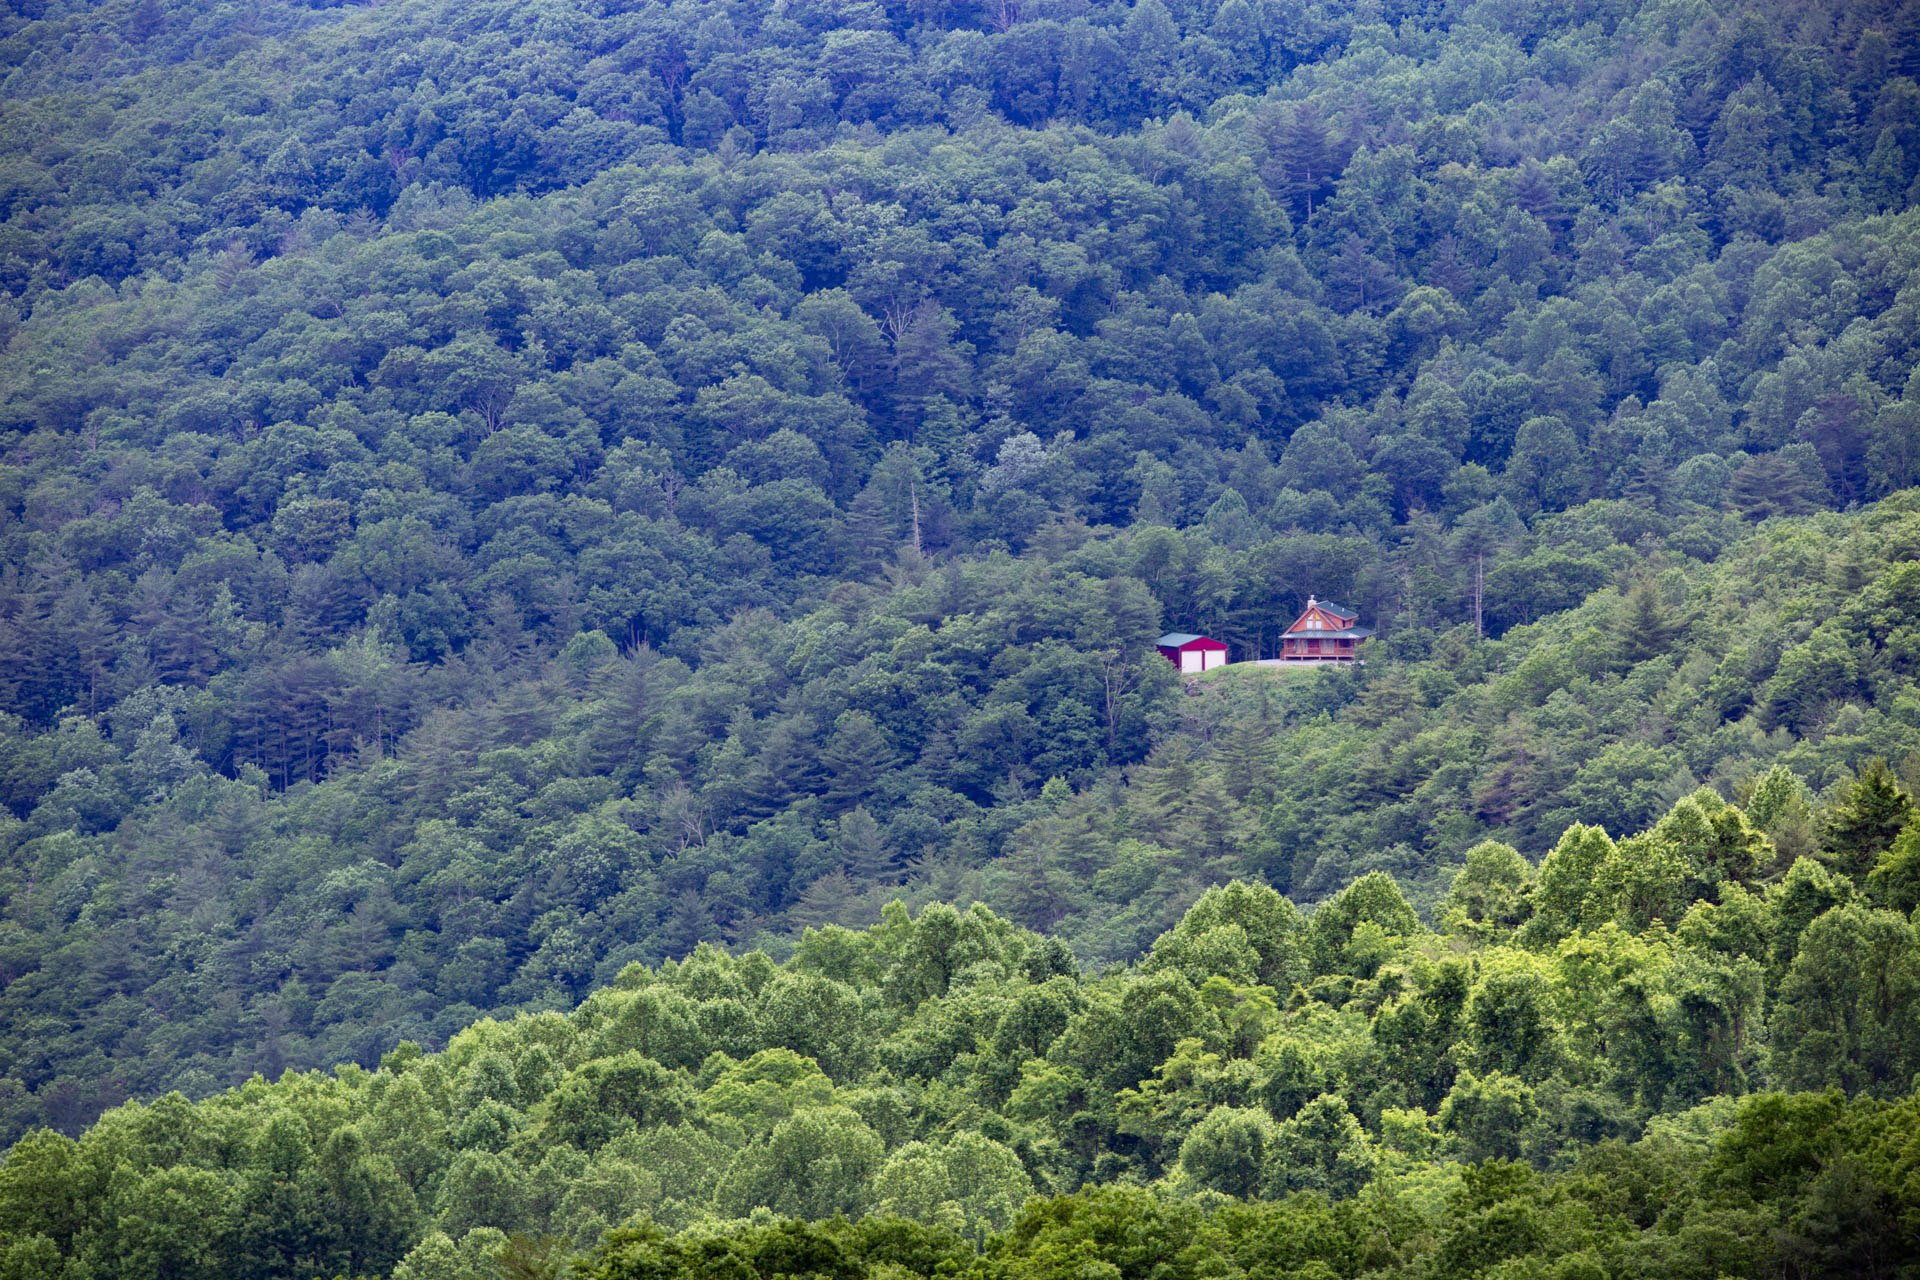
[909,476,923,556]
[472,385,512,435]
[1100,648,1145,754]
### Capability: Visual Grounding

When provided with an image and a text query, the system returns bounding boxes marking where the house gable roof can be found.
[1285,627,1374,641]
[1157,632,1227,649]
[1285,597,1361,634]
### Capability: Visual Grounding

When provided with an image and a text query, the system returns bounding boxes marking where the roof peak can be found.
[1157,631,1225,648]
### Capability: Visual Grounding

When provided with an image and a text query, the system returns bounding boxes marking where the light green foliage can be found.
[754,974,870,1080]
[538,1053,691,1150]
[1674,884,1773,968]
[436,1150,530,1239]
[1649,790,1773,897]
[1177,1106,1276,1199]
[1264,1094,1379,1199]
[1120,1037,1264,1164]
[1605,832,1695,932]
[1464,956,1561,1082]
[1746,764,1818,865]
[698,1050,836,1131]
[873,1134,1033,1235]
[1367,960,1468,1112]
[714,1106,884,1220]
[1769,857,1854,979]
[1439,1071,1541,1165]
[1,845,1917,1276]
[1526,824,1620,944]
[391,1229,508,1280]
[1307,873,1423,978]
[0,1233,63,1280]
[1439,841,1535,942]
[1145,881,1308,992]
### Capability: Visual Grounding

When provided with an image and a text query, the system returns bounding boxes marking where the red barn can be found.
[1277,597,1372,663]
[1157,632,1229,673]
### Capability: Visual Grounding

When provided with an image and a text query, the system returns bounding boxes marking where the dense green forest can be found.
[5,492,1920,1150]
[5,849,1920,1277]
[4,0,1920,1269]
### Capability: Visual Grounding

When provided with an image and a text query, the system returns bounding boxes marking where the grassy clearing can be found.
[1186,660,1340,685]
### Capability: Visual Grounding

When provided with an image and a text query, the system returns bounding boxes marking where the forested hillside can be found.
[4,0,1920,1267]
[4,492,1920,1148]
[5,839,1920,1279]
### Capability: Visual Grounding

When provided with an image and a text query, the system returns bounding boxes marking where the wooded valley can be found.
[2,0,1919,1271]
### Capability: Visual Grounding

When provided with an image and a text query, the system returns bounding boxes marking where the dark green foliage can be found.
[3,0,1920,1265]
[1772,904,1920,1098]
[584,1217,974,1280]
[1867,824,1920,917]
[1823,759,1915,879]
[6,501,1920,1146]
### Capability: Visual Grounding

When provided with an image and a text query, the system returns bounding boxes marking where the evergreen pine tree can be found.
[1865,823,1920,917]
[1219,691,1278,804]
[1614,576,1677,667]
[821,712,901,813]
[1822,759,1914,879]
[835,806,894,882]
[662,889,715,958]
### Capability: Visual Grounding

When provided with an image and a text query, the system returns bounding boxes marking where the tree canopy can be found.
[4,0,1920,1268]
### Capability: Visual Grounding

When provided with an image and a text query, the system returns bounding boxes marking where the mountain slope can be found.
[2,0,1920,1142]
